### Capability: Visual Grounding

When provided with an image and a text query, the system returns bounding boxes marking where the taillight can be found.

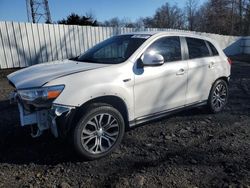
[227,58,233,65]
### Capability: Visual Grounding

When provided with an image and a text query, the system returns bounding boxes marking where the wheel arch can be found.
[215,76,229,84]
[209,76,229,97]
[73,95,130,130]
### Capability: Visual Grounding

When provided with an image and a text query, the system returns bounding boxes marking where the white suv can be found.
[8,31,231,160]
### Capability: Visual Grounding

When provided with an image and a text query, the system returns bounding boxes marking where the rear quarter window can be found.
[207,41,219,56]
[186,37,210,59]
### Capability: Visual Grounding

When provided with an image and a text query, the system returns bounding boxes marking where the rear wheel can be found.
[73,104,125,160]
[208,79,229,113]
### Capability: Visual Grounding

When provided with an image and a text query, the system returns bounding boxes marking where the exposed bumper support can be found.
[10,91,76,138]
[16,101,75,138]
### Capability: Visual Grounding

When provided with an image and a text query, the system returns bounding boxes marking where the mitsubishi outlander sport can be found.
[8,31,231,160]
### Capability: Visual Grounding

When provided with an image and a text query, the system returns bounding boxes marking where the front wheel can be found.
[208,79,229,113]
[73,104,125,160]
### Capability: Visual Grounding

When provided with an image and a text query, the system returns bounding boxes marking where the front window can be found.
[144,36,182,63]
[76,35,149,64]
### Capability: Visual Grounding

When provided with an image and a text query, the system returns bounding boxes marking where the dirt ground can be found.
[0,61,249,188]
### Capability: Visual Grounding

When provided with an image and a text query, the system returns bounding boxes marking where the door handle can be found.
[123,78,131,82]
[176,68,185,75]
[209,62,215,68]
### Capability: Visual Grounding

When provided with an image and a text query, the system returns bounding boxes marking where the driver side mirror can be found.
[141,53,164,66]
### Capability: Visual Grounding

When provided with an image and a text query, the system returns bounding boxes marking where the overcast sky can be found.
[0,0,206,23]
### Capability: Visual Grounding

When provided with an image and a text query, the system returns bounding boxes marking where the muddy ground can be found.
[0,61,249,188]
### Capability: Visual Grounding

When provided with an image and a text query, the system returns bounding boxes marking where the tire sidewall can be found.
[73,105,125,160]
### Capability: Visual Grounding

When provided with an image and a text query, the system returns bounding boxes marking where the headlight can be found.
[18,85,64,108]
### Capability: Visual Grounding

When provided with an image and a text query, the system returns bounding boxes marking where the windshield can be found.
[76,35,150,64]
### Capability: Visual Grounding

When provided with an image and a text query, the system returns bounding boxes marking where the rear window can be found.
[186,37,210,59]
[208,41,219,56]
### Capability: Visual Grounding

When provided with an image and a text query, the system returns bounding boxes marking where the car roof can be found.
[122,31,216,43]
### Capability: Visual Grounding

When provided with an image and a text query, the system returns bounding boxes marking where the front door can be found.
[134,36,188,119]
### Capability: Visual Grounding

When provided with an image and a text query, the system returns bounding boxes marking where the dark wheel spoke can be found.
[82,136,96,147]
[101,136,112,148]
[104,123,118,131]
[103,119,116,130]
[103,132,117,142]
[89,138,98,152]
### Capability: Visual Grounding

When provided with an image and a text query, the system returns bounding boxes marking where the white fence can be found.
[0,21,248,69]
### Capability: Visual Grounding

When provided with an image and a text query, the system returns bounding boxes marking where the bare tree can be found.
[103,17,120,27]
[57,0,250,35]
[244,0,250,34]
[142,3,184,29]
[185,0,199,30]
[102,17,136,27]
[239,0,243,33]
[193,0,234,34]
[236,0,248,35]
[142,17,155,28]
[133,18,145,28]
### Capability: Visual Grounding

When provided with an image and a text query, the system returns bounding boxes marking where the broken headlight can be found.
[17,85,65,108]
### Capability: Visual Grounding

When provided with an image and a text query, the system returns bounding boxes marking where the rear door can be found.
[185,37,216,104]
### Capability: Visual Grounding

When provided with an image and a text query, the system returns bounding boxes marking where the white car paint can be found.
[8,31,231,137]
[133,59,188,118]
[7,59,110,89]
[46,63,136,120]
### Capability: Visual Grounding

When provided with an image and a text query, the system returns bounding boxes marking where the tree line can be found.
[57,0,250,36]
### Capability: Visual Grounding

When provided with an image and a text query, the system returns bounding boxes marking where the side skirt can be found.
[129,100,207,127]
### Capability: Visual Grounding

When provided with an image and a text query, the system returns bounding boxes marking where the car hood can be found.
[7,59,110,89]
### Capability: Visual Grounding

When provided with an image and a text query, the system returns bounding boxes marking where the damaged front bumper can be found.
[10,91,75,138]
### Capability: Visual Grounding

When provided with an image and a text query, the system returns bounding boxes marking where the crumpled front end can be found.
[9,86,75,138]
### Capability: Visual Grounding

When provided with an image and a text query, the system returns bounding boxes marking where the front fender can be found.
[45,64,135,121]
[56,84,133,117]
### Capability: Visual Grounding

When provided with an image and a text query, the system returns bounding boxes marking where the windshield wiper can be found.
[69,56,79,61]
[75,58,98,63]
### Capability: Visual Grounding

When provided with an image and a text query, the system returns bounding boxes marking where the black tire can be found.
[73,104,125,160]
[208,79,229,113]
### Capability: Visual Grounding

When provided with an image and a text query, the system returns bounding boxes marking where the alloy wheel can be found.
[81,113,119,154]
[212,83,227,111]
